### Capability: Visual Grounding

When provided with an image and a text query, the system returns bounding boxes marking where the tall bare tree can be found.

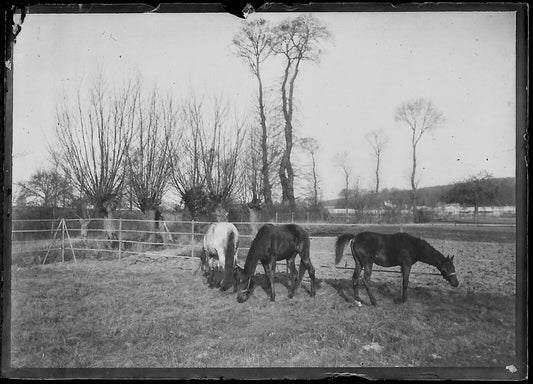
[271,15,331,210]
[366,128,388,214]
[53,75,136,243]
[127,88,177,242]
[299,137,321,208]
[232,18,275,207]
[394,98,444,220]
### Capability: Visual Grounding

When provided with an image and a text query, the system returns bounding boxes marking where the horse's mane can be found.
[413,235,445,259]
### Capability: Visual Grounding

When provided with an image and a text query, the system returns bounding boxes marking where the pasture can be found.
[8,224,518,378]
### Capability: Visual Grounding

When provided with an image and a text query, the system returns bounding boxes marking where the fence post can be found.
[61,218,65,263]
[275,212,278,223]
[118,218,122,260]
[291,212,294,223]
[191,220,195,258]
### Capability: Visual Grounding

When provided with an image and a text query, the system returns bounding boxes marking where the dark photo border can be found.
[2,1,528,380]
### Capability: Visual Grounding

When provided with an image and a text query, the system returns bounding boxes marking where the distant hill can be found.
[323,177,516,208]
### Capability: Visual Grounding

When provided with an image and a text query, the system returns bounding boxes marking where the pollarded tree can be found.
[271,14,331,210]
[53,74,136,243]
[127,88,177,242]
[394,98,444,220]
[171,94,245,220]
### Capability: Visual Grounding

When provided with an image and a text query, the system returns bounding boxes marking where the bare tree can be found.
[241,124,262,205]
[16,168,74,208]
[271,15,331,210]
[365,129,388,214]
[333,151,353,214]
[299,137,321,208]
[366,129,389,195]
[171,94,206,218]
[232,18,275,207]
[394,98,444,220]
[127,88,177,242]
[171,94,245,219]
[53,75,136,244]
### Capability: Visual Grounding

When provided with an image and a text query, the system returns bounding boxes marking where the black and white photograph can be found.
[2,2,528,380]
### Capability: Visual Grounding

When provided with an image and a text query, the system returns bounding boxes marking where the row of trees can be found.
[232,15,331,210]
[332,173,515,212]
[15,14,512,231]
[15,15,332,242]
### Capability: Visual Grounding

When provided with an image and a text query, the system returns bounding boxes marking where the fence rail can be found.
[10,217,516,267]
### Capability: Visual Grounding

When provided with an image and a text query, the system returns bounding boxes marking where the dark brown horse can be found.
[235,224,316,303]
[335,232,459,305]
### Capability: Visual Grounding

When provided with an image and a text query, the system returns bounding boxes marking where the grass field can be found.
[8,224,519,378]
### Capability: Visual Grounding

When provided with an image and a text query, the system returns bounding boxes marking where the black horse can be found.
[335,232,459,305]
[235,224,316,303]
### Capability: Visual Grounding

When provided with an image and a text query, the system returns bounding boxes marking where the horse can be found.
[201,222,240,291]
[235,224,316,303]
[335,231,459,306]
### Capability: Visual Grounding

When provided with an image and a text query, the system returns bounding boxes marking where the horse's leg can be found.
[292,255,315,298]
[261,260,274,301]
[400,264,412,303]
[362,264,377,306]
[287,256,299,298]
[299,256,316,297]
[268,259,277,302]
[352,257,363,304]
[207,266,215,288]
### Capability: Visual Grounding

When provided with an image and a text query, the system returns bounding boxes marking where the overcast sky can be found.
[12,10,516,201]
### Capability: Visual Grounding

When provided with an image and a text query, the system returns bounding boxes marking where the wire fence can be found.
[11,217,515,271]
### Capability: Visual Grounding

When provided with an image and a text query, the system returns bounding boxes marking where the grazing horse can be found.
[235,224,316,303]
[335,232,459,305]
[201,222,239,291]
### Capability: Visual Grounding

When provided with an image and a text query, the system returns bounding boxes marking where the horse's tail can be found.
[223,230,237,273]
[220,230,238,291]
[335,233,355,265]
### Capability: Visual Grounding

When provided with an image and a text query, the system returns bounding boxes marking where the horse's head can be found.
[234,265,254,303]
[440,255,459,287]
[214,205,229,222]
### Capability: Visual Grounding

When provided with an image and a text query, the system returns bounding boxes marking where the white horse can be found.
[202,222,240,291]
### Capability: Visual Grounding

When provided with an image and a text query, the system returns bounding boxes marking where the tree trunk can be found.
[311,154,318,208]
[79,218,90,245]
[144,208,161,244]
[279,148,295,210]
[103,204,118,248]
[411,141,418,222]
[279,60,296,210]
[257,72,273,207]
